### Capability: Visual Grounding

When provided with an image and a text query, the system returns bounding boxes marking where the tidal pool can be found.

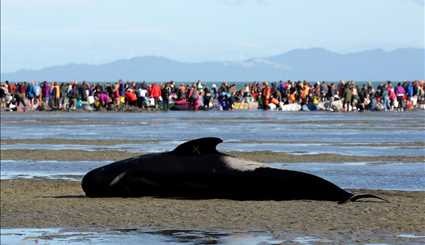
[2,228,424,245]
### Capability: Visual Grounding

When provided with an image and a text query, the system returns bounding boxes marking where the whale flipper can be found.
[173,137,223,156]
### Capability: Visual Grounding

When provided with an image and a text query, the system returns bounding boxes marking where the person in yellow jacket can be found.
[300,82,310,104]
[52,81,61,109]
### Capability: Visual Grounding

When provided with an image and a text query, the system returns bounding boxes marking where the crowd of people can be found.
[1,79,424,112]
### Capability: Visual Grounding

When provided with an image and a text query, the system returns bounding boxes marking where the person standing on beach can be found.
[52,82,61,110]
[161,82,171,111]
[382,84,390,111]
[327,83,336,102]
[150,83,162,109]
[262,81,271,110]
[395,83,406,111]
[119,80,125,98]
[26,81,36,110]
[60,83,70,110]
[187,84,197,110]
[320,81,328,102]
[69,82,78,110]
[41,81,50,110]
[343,83,353,111]
[113,82,120,110]
[351,84,359,111]
[387,82,396,111]
[406,81,414,106]
[300,81,310,107]
[33,81,41,110]
[203,87,212,110]
[136,83,147,108]
[17,82,26,100]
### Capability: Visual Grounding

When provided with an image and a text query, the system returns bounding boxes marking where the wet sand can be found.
[1,179,424,241]
[1,138,160,145]
[1,149,139,161]
[2,113,424,129]
[2,112,424,242]
[1,149,424,163]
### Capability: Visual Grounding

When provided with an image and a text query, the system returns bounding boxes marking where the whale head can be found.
[81,157,138,197]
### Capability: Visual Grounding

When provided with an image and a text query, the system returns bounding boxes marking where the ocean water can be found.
[1,111,425,190]
[1,111,424,157]
[1,228,424,245]
[2,141,423,156]
[1,111,425,244]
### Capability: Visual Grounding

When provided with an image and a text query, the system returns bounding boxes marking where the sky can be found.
[1,0,424,73]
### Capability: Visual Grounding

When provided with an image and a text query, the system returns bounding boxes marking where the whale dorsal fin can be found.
[173,137,223,156]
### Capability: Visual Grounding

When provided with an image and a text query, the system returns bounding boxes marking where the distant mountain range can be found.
[1,48,424,81]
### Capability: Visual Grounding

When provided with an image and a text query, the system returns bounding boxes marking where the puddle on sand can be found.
[398,233,425,239]
[0,229,281,245]
[271,162,425,191]
[1,228,425,245]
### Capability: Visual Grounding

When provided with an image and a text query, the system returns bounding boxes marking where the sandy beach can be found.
[1,112,424,243]
[1,179,424,242]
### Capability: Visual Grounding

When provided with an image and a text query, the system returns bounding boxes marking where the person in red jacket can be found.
[149,83,162,108]
[125,89,137,106]
[261,81,271,110]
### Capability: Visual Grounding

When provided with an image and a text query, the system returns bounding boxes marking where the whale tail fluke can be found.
[339,194,390,204]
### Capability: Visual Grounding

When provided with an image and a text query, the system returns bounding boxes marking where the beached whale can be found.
[81,137,386,203]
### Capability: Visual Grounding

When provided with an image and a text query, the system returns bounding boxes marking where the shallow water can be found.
[2,141,424,157]
[1,111,425,244]
[0,160,109,181]
[2,160,424,191]
[1,111,424,157]
[1,228,424,245]
[271,162,425,191]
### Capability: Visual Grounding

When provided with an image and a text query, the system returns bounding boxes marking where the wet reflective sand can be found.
[1,111,424,244]
[1,179,425,244]
[2,228,425,244]
[2,111,424,157]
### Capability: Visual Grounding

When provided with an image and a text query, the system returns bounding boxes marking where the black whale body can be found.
[81,137,385,203]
